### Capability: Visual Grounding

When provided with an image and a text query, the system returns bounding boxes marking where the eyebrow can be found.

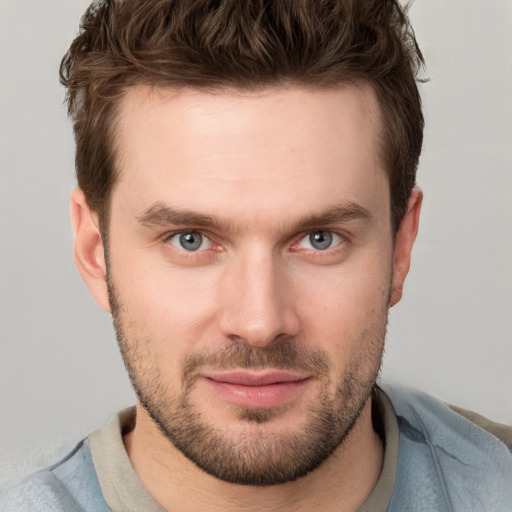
[136,201,372,233]
[290,203,373,232]
[137,202,234,231]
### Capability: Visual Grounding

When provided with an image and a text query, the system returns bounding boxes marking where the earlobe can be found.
[70,188,111,312]
[390,188,423,307]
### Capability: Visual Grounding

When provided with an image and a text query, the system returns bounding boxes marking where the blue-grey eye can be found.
[309,231,333,250]
[169,231,211,251]
[298,231,342,251]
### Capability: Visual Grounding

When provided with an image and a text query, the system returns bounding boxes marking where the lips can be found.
[204,369,310,386]
[200,369,311,409]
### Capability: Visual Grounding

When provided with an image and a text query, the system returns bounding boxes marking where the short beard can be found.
[107,271,386,486]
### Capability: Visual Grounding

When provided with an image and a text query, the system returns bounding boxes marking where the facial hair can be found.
[107,273,387,486]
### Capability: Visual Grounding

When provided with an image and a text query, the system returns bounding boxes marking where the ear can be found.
[70,188,111,312]
[390,188,423,307]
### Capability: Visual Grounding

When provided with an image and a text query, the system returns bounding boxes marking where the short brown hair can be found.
[60,0,424,233]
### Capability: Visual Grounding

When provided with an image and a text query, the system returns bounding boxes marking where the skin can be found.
[71,84,422,512]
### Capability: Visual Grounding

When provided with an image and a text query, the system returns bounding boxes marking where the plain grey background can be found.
[1,0,511,488]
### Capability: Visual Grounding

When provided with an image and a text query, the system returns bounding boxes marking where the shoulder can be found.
[382,385,512,511]
[0,439,109,512]
[447,403,512,451]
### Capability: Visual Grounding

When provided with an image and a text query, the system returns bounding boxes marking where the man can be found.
[1,0,511,510]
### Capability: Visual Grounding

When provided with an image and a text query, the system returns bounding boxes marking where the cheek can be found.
[294,258,392,361]
[111,255,224,356]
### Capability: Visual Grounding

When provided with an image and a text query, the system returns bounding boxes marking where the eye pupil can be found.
[179,232,203,251]
[309,231,333,250]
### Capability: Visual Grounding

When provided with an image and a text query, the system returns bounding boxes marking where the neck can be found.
[123,398,383,512]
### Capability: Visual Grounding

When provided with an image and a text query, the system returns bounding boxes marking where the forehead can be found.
[112,84,388,227]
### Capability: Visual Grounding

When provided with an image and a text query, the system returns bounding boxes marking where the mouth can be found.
[200,369,312,409]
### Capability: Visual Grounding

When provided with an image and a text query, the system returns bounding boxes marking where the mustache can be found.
[181,340,330,387]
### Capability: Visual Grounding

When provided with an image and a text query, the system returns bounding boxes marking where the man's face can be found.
[104,84,397,485]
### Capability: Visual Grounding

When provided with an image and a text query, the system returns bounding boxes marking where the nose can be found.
[217,249,301,348]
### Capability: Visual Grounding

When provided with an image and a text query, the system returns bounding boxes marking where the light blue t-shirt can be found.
[1,387,511,511]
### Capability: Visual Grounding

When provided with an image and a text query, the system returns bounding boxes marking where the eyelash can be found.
[163,229,346,256]
[162,230,222,258]
[295,231,344,252]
